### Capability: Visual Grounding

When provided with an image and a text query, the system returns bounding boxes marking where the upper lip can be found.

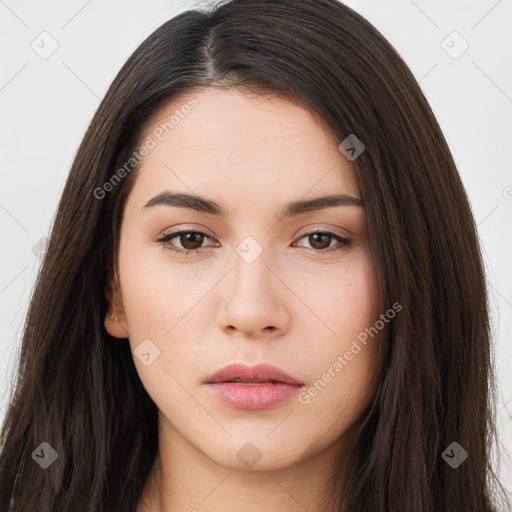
[203,363,304,386]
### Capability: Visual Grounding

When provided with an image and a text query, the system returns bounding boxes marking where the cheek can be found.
[306,252,376,341]
[297,254,380,419]
[296,329,381,450]
[117,236,203,338]
[116,240,213,396]
[118,263,202,414]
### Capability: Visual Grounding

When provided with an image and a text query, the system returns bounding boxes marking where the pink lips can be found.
[203,363,304,410]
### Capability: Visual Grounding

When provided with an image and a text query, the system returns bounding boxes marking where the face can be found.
[105,87,382,472]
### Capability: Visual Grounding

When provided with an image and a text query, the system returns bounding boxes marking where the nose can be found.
[216,248,291,338]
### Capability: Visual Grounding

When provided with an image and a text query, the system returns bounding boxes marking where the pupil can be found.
[311,233,330,249]
[182,233,203,249]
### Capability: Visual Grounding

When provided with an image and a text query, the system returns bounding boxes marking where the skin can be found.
[105,87,383,512]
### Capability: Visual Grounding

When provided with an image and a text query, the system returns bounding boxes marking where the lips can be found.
[203,363,304,386]
[203,363,305,410]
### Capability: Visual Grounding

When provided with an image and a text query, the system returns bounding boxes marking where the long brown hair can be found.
[0,0,508,510]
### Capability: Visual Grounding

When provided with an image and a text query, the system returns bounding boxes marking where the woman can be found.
[0,0,508,510]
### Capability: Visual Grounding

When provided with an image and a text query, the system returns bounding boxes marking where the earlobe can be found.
[104,272,130,339]
[104,311,129,339]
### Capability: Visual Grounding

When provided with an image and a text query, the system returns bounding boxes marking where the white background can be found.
[1,0,511,496]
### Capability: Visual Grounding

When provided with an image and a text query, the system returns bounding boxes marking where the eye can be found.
[294,229,353,254]
[156,228,352,256]
[155,230,217,256]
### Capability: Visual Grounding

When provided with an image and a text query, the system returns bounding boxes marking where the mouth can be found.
[203,363,304,410]
[203,362,304,386]
[222,379,285,385]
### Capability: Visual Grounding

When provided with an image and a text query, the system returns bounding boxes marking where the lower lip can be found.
[204,382,303,410]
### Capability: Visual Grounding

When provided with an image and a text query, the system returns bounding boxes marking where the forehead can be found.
[128,87,361,210]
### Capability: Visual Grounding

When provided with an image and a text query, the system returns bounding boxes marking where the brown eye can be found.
[178,232,206,250]
[307,233,332,250]
[156,230,215,255]
[295,230,353,254]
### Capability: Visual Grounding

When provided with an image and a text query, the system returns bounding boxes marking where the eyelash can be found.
[155,229,353,256]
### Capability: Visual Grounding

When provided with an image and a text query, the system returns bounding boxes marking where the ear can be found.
[104,270,130,339]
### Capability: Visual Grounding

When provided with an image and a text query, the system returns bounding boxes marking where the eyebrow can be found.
[142,191,364,218]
